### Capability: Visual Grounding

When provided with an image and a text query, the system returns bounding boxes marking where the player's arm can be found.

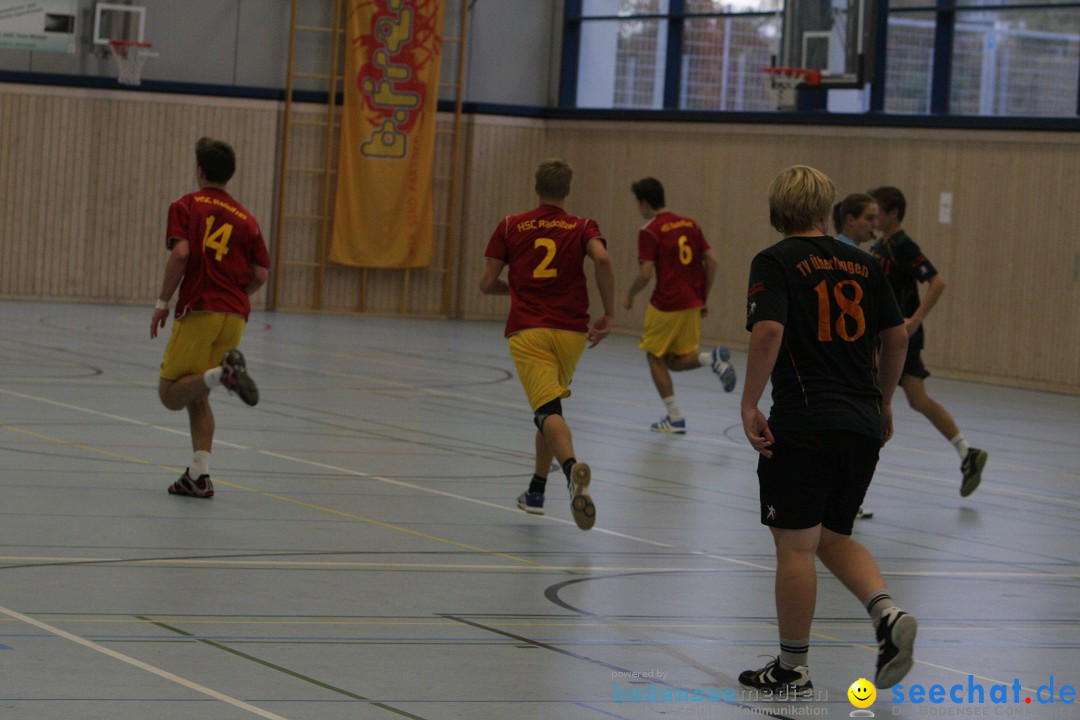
[623,260,654,309]
[907,273,945,335]
[701,248,719,317]
[877,323,909,445]
[246,265,269,296]
[479,258,509,295]
[586,237,615,347]
[741,319,783,457]
[151,239,189,339]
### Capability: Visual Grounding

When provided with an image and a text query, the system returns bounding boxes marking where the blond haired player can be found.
[480,158,615,530]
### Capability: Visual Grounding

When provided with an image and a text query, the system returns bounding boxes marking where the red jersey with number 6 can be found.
[166,187,271,321]
[484,204,605,337]
[638,211,710,311]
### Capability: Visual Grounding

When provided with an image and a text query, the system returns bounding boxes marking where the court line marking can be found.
[0,425,537,567]
[258,450,678,549]
[0,603,291,720]
[0,388,247,450]
[2,380,1076,697]
[139,616,428,720]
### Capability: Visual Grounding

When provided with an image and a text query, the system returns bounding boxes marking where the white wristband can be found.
[154,299,168,311]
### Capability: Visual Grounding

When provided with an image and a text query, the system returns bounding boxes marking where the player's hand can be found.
[742,406,774,457]
[700,306,709,319]
[587,314,613,348]
[151,308,169,339]
[904,317,921,337]
[622,296,633,310]
[881,404,895,446]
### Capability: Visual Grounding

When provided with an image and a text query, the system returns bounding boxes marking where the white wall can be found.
[0,0,559,106]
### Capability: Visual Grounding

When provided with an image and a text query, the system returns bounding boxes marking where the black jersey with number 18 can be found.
[746,236,904,438]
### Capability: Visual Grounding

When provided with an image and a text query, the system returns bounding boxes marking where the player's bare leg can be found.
[899,375,959,439]
[900,375,986,495]
[540,414,595,530]
[648,353,686,433]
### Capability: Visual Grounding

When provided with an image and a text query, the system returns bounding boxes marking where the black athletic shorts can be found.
[757,428,881,535]
[901,325,930,380]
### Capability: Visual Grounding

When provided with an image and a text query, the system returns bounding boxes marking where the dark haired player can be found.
[151,137,269,498]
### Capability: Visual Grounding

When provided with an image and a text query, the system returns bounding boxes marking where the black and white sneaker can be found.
[738,656,814,698]
[960,448,987,497]
[711,346,737,392]
[875,607,917,688]
[167,469,214,498]
[220,349,258,406]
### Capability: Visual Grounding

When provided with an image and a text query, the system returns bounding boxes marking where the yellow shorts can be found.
[508,328,587,411]
[639,305,701,357]
[160,312,246,381]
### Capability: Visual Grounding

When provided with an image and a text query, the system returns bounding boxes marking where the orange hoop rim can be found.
[109,39,153,50]
[761,67,822,86]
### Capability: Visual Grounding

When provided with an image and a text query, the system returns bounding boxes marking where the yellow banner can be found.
[330,0,445,268]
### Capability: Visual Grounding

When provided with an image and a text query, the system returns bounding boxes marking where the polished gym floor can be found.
[1,301,1077,720]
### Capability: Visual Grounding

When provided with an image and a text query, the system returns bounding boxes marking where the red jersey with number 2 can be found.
[166,187,271,321]
[638,211,710,312]
[484,204,605,337]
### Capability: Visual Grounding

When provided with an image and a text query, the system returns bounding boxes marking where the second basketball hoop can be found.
[108,39,156,87]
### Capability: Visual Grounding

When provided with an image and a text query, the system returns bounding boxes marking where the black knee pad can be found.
[533,398,563,430]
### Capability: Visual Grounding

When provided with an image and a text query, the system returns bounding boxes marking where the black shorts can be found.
[757,428,881,535]
[901,327,930,380]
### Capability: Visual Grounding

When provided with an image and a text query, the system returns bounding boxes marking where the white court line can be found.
[0,387,248,449]
[0,603,290,720]
[258,450,677,549]
[2,387,1073,572]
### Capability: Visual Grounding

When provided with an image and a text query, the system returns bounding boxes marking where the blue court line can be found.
[573,702,636,720]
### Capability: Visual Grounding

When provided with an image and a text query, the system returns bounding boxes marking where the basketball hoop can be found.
[108,39,156,87]
[762,67,821,111]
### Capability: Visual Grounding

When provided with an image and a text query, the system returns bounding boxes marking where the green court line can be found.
[137,616,429,720]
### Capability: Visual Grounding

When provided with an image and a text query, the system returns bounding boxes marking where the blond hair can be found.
[768,165,835,235]
[535,158,573,200]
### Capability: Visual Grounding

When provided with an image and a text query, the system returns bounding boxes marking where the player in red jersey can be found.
[480,158,615,530]
[150,137,270,498]
[623,178,736,434]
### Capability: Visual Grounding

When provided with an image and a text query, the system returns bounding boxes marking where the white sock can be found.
[949,433,970,460]
[662,395,683,421]
[698,351,711,368]
[203,367,223,390]
[191,450,211,478]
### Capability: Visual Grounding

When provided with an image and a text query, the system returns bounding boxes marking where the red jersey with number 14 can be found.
[638,211,710,311]
[166,187,270,321]
[484,204,605,337]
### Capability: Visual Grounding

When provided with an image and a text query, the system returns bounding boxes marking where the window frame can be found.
[563,0,1080,121]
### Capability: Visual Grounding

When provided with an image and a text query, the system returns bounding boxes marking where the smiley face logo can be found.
[848,678,877,708]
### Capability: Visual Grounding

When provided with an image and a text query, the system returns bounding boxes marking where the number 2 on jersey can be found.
[203,217,234,261]
[533,237,557,278]
[814,279,865,341]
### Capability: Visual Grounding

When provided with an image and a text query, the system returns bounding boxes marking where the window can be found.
[884,1,1080,116]
[566,0,1080,117]
[568,0,784,111]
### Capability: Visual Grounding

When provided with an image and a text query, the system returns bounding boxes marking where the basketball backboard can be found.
[92,3,145,46]
[781,0,876,88]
